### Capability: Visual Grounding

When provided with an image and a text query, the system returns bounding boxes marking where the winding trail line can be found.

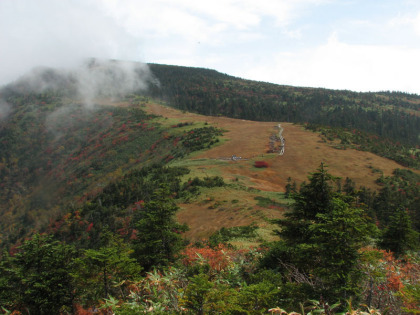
[278,124,285,155]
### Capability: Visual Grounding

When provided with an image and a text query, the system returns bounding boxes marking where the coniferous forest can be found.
[0,62,419,314]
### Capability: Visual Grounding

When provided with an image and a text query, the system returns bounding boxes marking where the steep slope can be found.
[0,98,164,244]
[0,89,221,246]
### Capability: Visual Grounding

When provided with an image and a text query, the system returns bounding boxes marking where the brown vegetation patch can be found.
[143,102,415,191]
[138,101,420,240]
[176,188,284,241]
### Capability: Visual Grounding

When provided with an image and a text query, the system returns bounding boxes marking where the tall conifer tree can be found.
[380,207,419,257]
[270,163,375,303]
[132,185,188,270]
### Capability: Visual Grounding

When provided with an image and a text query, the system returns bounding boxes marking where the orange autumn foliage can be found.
[181,244,233,271]
[360,247,420,313]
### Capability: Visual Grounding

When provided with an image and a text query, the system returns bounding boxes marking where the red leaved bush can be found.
[181,244,234,272]
[86,222,93,232]
[180,244,262,274]
[254,161,268,168]
[360,248,420,313]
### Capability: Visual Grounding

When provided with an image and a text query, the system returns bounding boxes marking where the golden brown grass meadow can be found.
[140,102,416,241]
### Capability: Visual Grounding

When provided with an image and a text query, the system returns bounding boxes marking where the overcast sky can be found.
[1,0,420,94]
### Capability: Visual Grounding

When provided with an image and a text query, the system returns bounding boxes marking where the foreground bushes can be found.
[1,164,418,314]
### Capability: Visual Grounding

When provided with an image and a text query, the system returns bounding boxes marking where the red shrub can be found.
[182,244,232,271]
[86,222,93,232]
[254,161,269,168]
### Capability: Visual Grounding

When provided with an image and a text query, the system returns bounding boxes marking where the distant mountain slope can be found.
[148,63,420,147]
[0,61,418,247]
[0,85,222,246]
[0,97,160,244]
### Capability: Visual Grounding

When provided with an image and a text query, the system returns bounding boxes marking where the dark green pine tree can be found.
[0,234,77,314]
[285,177,293,198]
[270,163,375,303]
[379,207,419,257]
[343,177,356,195]
[373,183,397,227]
[278,163,338,245]
[74,231,142,302]
[132,185,188,271]
[285,177,297,198]
[308,198,375,299]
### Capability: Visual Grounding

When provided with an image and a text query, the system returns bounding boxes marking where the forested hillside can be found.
[148,64,420,168]
[0,69,222,246]
[149,64,420,144]
[0,62,419,314]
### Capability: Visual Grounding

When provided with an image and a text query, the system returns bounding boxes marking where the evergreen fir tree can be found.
[269,163,375,303]
[343,177,356,195]
[285,177,293,198]
[0,234,77,314]
[379,207,419,257]
[278,163,337,245]
[132,185,188,271]
[74,231,142,301]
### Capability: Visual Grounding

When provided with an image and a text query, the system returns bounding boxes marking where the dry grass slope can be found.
[137,101,418,241]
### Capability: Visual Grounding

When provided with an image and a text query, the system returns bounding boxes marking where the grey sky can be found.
[2,0,420,93]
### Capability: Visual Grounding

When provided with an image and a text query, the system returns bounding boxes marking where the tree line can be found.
[0,164,418,314]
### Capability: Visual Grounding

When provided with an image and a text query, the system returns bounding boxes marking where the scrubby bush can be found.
[254,160,269,168]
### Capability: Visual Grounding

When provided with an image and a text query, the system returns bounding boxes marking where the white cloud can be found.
[88,0,326,73]
[0,0,140,85]
[0,0,328,85]
[411,12,420,35]
[388,11,420,37]
[95,0,326,46]
[98,0,299,32]
[243,34,420,93]
[2,0,420,94]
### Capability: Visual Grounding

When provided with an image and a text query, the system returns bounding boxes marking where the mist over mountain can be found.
[1,59,158,108]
